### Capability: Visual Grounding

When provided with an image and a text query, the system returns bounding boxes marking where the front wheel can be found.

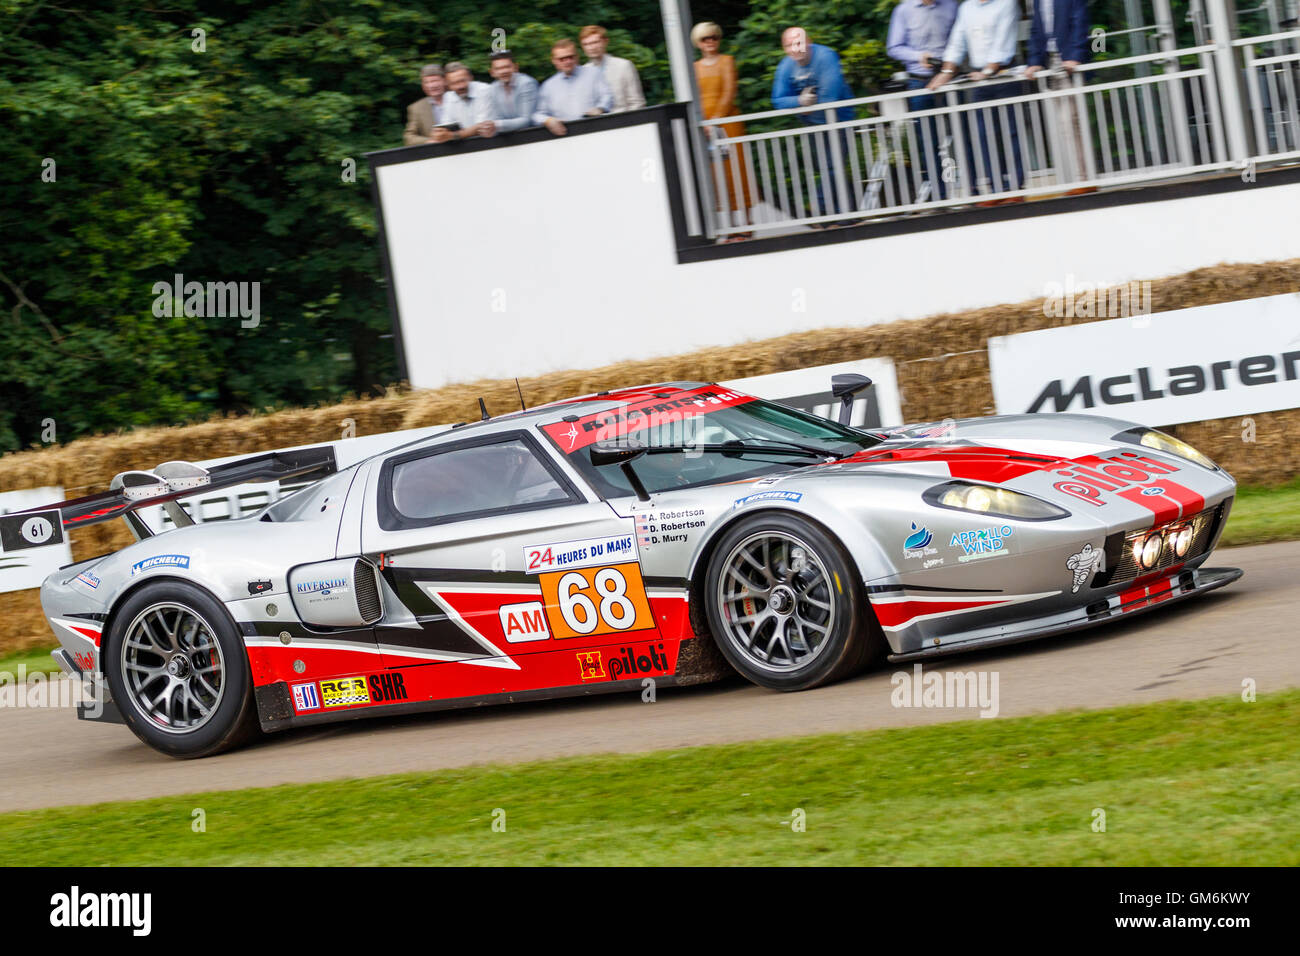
[703,513,881,691]
[103,581,259,758]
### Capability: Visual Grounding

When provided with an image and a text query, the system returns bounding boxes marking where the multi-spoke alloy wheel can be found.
[121,602,226,733]
[716,531,836,673]
[105,581,258,758]
[704,513,880,690]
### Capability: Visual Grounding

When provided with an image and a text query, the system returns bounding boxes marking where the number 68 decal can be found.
[539,562,655,640]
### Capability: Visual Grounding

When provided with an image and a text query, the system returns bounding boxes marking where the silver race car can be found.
[10,377,1240,757]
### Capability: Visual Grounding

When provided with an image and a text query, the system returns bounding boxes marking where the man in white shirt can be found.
[579,24,645,112]
[439,62,495,141]
[927,0,1025,200]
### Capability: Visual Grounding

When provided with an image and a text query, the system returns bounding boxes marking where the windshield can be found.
[540,387,883,497]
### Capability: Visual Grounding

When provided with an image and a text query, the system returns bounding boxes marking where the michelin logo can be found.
[130,554,189,576]
[734,491,803,509]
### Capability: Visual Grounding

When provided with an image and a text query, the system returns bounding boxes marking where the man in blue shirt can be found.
[487,51,539,135]
[771,28,858,218]
[887,0,960,199]
[772,28,855,124]
[533,38,613,136]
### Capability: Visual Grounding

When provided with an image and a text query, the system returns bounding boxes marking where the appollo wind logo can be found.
[1026,349,1300,412]
[950,525,1014,558]
[50,885,151,936]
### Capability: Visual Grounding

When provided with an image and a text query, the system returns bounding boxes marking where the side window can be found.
[387,436,574,525]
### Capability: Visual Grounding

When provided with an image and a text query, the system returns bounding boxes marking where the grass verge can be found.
[0,690,1295,866]
[1218,477,1300,547]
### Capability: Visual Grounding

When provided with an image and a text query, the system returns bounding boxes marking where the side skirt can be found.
[255,675,682,734]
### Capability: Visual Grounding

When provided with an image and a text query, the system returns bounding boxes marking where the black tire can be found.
[103,580,259,758]
[703,512,882,691]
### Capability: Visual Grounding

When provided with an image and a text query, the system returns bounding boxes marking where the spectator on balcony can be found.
[1026,0,1094,191]
[441,63,496,140]
[772,27,857,219]
[488,51,539,134]
[926,0,1025,202]
[580,25,646,112]
[771,27,855,124]
[534,39,613,136]
[693,21,753,238]
[404,64,453,146]
[887,0,960,200]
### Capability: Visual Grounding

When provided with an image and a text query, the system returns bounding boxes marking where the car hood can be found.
[760,414,1234,529]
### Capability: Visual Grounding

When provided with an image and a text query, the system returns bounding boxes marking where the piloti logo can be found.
[607,643,668,681]
[1052,452,1188,508]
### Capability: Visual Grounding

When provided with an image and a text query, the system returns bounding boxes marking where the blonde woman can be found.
[692,22,753,238]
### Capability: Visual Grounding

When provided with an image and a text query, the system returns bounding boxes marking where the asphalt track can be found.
[1,540,1296,813]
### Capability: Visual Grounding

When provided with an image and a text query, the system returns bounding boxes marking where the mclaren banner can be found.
[989,293,1300,426]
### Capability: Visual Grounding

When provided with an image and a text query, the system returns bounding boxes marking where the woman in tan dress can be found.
[692,22,753,238]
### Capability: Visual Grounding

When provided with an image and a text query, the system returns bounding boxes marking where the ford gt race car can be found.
[8,378,1241,757]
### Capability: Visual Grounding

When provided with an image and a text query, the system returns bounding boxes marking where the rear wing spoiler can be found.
[0,446,337,553]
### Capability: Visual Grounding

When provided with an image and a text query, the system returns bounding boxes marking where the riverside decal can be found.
[296,577,347,596]
[130,554,189,575]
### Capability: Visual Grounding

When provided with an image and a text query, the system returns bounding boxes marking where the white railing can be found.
[699,34,1300,237]
[1237,29,1300,161]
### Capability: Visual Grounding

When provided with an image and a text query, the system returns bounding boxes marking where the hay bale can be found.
[3,257,1298,655]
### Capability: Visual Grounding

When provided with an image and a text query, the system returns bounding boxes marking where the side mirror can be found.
[589,439,647,467]
[589,439,651,501]
[830,373,873,426]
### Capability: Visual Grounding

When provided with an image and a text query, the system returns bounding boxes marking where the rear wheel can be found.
[104,581,259,758]
[703,513,880,691]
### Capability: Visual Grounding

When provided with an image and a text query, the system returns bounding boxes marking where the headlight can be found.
[1116,427,1218,470]
[924,481,1070,521]
[1133,533,1164,569]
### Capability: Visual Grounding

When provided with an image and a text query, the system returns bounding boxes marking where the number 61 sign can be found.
[0,509,65,553]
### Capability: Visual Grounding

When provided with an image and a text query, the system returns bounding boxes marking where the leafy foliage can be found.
[0,0,1173,451]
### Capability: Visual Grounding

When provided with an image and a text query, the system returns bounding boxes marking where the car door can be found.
[361,428,668,694]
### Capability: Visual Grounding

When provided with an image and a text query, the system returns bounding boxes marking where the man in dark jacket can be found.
[1025,0,1091,75]
[1025,0,1094,189]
